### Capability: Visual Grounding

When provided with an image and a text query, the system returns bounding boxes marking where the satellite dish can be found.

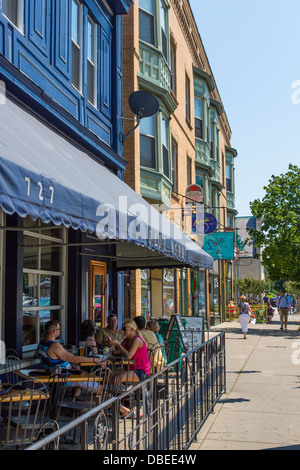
[121,91,160,142]
[128,91,160,119]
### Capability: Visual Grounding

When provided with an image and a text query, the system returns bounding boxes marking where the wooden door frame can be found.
[89,260,107,328]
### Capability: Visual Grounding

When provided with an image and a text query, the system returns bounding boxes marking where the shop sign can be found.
[185,184,203,204]
[192,212,217,234]
[203,232,234,260]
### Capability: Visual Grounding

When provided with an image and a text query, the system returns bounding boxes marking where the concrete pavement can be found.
[190,312,300,450]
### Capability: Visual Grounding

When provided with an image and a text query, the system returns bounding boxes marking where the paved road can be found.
[190,313,300,450]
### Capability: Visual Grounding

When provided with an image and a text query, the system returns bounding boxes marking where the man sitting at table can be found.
[35,320,104,401]
[35,319,102,370]
[95,314,124,348]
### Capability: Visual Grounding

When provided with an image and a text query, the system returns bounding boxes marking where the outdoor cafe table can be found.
[0,386,49,402]
[13,368,102,450]
[14,368,92,383]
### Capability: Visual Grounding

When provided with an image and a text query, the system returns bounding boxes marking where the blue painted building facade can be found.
[0,0,133,356]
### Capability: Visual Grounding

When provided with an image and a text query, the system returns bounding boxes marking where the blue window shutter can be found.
[54,0,70,78]
[29,0,50,58]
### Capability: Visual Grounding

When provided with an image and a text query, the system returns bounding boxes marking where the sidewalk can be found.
[190,312,300,450]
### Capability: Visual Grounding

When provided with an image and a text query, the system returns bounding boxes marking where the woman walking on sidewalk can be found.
[238,295,253,339]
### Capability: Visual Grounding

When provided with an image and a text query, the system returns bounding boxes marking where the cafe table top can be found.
[0,387,49,402]
[14,368,93,383]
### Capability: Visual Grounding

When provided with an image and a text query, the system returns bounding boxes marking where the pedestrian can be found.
[263,294,269,304]
[277,290,291,330]
[266,302,275,324]
[237,295,253,339]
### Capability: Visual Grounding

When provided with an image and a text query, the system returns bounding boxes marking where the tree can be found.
[236,278,270,301]
[284,280,300,299]
[247,164,300,282]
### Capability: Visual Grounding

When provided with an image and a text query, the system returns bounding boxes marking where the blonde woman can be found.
[109,319,150,417]
[237,295,253,339]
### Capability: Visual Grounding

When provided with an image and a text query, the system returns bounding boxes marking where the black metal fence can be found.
[26,332,226,451]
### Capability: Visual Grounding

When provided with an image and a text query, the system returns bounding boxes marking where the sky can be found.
[189,0,300,217]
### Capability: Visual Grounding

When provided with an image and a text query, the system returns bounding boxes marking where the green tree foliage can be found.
[247,164,300,282]
[284,280,300,298]
[236,278,270,301]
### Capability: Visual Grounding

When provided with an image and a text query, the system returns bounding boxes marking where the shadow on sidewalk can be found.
[218,317,300,340]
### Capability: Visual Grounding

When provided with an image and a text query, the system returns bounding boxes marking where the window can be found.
[2,0,23,31]
[170,39,176,94]
[187,157,192,186]
[226,164,232,192]
[71,0,82,92]
[87,17,97,106]
[196,172,204,189]
[160,1,167,60]
[140,115,156,169]
[162,115,169,178]
[186,74,191,123]
[22,218,65,351]
[171,139,178,192]
[139,0,155,46]
[211,188,216,217]
[210,123,214,159]
[227,215,232,228]
[194,97,203,139]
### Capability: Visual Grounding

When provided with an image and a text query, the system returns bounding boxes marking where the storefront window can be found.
[162,268,174,317]
[141,269,151,319]
[191,270,205,317]
[179,268,188,315]
[22,218,65,350]
[209,273,220,325]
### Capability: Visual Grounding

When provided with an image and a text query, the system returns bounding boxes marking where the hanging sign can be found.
[192,212,217,234]
[185,184,203,204]
[203,232,235,260]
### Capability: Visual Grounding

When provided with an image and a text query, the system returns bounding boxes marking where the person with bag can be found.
[277,290,291,330]
[237,295,253,339]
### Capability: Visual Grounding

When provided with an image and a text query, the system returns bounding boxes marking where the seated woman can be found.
[79,319,98,356]
[146,320,166,371]
[108,319,150,417]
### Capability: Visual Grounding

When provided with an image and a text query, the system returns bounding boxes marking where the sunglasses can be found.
[122,327,130,332]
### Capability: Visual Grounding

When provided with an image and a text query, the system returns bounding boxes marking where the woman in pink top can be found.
[109,319,150,417]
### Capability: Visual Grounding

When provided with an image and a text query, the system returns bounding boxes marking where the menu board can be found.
[165,314,204,353]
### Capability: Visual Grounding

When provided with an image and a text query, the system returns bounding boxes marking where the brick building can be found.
[122,0,238,326]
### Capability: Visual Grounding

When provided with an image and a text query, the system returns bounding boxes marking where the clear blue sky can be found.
[189,0,300,216]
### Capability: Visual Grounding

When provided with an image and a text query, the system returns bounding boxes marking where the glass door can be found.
[89,261,107,328]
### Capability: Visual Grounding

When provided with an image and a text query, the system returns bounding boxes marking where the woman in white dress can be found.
[237,295,253,339]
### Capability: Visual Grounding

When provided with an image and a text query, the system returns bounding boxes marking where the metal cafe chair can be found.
[147,342,166,375]
[4,355,22,386]
[0,379,50,450]
[60,366,113,445]
[45,372,68,423]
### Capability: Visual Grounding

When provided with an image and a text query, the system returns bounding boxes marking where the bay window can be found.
[162,115,169,178]
[140,115,156,169]
[139,0,155,46]
[226,164,232,192]
[194,97,203,139]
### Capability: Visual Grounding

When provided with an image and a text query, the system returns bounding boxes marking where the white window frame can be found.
[1,0,24,33]
[71,0,83,93]
[87,16,97,107]
[22,221,67,352]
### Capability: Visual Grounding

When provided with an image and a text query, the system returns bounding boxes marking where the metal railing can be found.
[25,332,226,451]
